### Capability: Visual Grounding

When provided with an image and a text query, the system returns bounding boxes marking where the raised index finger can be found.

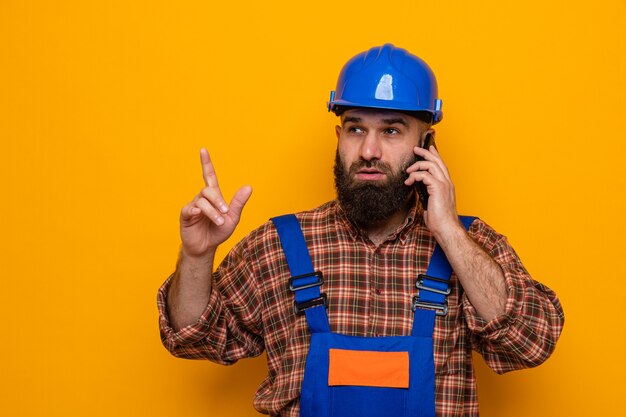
[200,148,219,187]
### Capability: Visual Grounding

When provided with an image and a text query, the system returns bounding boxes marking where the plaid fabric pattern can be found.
[158,200,564,417]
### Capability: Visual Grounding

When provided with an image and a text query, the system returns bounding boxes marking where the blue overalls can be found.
[272,214,475,417]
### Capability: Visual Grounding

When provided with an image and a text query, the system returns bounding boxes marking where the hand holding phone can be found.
[415,133,434,210]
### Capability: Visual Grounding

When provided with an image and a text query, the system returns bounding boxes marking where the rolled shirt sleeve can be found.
[462,219,565,374]
[157,242,265,365]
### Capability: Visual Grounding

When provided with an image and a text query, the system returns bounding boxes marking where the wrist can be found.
[431,219,467,248]
[179,246,217,266]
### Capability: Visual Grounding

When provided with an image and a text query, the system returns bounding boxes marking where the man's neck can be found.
[363,206,411,246]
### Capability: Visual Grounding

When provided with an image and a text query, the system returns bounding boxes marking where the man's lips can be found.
[354,168,386,181]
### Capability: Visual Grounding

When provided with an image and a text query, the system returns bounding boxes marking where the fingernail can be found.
[220,204,228,213]
[216,216,224,225]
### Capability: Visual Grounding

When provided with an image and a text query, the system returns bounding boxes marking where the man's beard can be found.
[334,150,417,227]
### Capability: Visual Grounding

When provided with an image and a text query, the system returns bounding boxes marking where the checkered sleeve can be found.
[462,219,565,374]
[157,239,265,365]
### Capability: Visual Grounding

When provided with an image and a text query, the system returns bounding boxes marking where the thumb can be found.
[228,185,253,221]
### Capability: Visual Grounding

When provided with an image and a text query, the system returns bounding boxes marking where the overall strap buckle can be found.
[272,213,331,333]
[411,216,477,320]
[412,297,448,316]
[294,293,328,315]
[290,271,328,315]
[289,271,324,291]
[416,274,451,295]
[413,274,450,317]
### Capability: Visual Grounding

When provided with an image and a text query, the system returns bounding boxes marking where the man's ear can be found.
[335,125,341,140]
[420,128,435,147]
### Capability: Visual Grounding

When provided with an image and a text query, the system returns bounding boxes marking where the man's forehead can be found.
[341,108,414,124]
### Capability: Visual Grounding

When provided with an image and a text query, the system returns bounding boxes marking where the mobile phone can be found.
[415,133,435,210]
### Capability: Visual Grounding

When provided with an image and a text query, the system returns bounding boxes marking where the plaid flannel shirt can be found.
[158,200,564,417]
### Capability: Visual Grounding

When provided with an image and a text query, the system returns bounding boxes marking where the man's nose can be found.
[360,133,382,161]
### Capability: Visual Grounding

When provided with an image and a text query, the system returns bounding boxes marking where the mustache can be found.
[348,159,393,176]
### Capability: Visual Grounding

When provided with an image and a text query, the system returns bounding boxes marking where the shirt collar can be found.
[333,196,422,244]
[334,200,360,241]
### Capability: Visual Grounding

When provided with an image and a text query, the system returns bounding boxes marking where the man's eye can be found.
[348,127,364,134]
[384,128,399,135]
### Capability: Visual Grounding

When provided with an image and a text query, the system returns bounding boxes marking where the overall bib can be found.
[272,214,475,417]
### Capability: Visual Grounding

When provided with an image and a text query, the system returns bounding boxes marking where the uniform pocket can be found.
[328,349,409,417]
[328,349,409,388]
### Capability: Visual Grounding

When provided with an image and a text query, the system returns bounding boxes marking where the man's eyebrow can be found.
[342,116,361,124]
[381,118,409,127]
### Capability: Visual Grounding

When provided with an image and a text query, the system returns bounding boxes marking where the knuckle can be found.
[196,199,210,211]
[201,186,222,201]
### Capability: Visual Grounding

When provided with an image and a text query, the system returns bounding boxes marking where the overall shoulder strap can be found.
[412,215,477,337]
[271,214,331,333]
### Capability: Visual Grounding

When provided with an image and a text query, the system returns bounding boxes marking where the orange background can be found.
[1,1,625,416]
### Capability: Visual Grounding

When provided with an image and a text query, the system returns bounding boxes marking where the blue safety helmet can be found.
[328,44,443,124]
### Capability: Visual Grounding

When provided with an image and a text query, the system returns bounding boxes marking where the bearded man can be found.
[158,44,564,417]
